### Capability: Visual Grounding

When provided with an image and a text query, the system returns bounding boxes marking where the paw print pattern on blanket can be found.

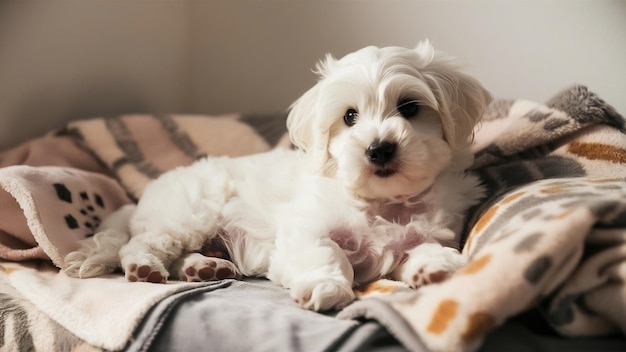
[53,182,106,237]
[0,165,132,266]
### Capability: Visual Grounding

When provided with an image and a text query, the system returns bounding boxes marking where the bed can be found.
[1,84,626,352]
[1,1,625,351]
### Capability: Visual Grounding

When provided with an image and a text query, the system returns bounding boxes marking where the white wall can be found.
[1,0,624,150]
[190,0,626,116]
[0,0,190,150]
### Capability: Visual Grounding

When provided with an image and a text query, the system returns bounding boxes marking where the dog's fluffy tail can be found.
[64,204,136,278]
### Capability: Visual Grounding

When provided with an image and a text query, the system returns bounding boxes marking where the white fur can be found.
[65,41,492,311]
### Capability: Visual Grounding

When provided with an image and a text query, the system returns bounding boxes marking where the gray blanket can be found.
[127,279,407,352]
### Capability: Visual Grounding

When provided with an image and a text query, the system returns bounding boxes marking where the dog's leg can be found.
[268,233,356,311]
[119,231,183,283]
[64,204,135,278]
[119,215,224,284]
[118,159,234,283]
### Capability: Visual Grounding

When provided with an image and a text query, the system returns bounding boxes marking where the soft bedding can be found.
[1,85,625,352]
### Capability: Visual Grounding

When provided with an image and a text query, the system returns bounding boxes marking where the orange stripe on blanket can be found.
[501,192,525,204]
[459,254,492,275]
[541,186,566,194]
[471,205,499,235]
[427,299,458,334]
[568,141,626,164]
[464,205,500,254]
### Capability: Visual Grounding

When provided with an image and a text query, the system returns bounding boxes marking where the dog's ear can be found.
[287,83,321,152]
[416,42,492,151]
[287,55,338,174]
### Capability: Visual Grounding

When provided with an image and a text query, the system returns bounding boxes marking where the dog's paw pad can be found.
[126,263,167,283]
[395,244,467,289]
[180,256,241,282]
[427,270,449,283]
[410,269,450,288]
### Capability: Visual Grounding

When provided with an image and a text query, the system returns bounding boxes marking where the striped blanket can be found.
[0,85,624,352]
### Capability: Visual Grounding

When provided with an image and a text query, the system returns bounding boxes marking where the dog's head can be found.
[287,41,492,202]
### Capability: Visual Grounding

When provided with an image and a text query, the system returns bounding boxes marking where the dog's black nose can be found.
[366,141,397,165]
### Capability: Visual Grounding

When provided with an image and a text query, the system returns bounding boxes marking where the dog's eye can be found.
[397,99,420,119]
[343,108,358,126]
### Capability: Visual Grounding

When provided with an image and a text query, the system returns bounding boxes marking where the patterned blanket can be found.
[0,85,624,352]
[343,85,626,351]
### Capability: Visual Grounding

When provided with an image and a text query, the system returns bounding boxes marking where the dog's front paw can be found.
[64,250,90,278]
[171,253,242,282]
[64,229,129,278]
[393,243,467,289]
[290,278,355,311]
[64,250,114,278]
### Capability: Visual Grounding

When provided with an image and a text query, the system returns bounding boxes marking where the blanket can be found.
[0,113,289,351]
[341,85,626,351]
[0,87,624,352]
[0,265,102,352]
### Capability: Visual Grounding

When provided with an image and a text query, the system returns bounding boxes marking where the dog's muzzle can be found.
[366,141,397,177]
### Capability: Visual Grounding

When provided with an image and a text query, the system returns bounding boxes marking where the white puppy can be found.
[65,41,491,311]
